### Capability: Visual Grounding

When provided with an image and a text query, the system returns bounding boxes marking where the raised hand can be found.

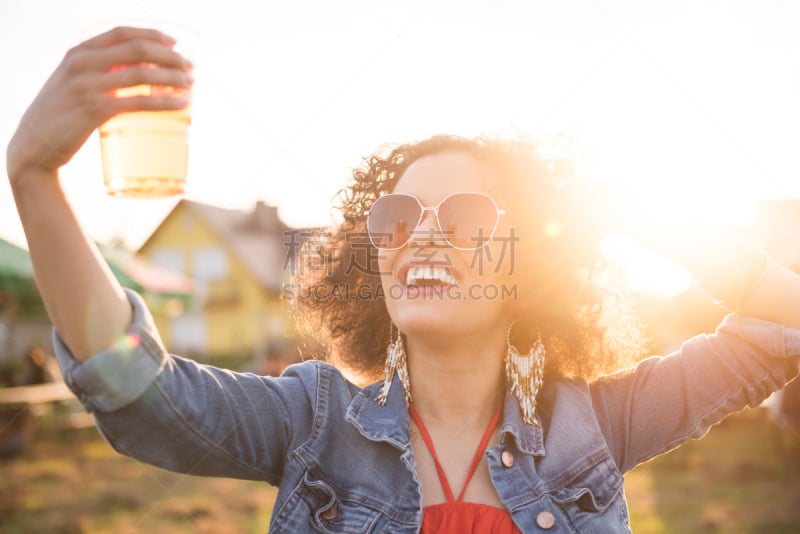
[7,26,193,184]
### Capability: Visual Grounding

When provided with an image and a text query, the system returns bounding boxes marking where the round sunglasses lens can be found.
[438,194,498,249]
[367,195,420,249]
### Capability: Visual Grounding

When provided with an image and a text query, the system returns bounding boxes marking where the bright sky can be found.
[2,1,800,280]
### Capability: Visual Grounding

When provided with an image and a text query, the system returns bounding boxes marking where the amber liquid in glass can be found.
[99,79,190,197]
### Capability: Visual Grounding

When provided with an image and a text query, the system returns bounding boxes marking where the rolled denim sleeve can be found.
[53,289,168,412]
[53,289,313,484]
[591,315,800,474]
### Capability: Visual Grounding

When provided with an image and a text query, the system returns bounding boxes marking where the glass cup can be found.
[96,24,198,197]
[100,80,190,197]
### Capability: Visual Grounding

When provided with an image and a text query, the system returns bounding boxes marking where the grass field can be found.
[1,406,799,533]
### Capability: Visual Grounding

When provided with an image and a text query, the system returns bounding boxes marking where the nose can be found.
[408,208,438,247]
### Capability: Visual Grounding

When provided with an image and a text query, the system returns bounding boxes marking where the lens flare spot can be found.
[543,219,562,238]
[112,332,141,353]
[127,333,141,349]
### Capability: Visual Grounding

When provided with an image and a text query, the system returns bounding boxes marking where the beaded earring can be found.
[505,321,545,426]
[376,325,412,405]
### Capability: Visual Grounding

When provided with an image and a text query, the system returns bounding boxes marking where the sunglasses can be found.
[366,192,506,250]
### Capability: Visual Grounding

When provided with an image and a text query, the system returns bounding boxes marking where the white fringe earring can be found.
[376,325,412,406]
[505,321,545,426]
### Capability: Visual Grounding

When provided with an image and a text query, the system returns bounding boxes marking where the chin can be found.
[390,302,459,336]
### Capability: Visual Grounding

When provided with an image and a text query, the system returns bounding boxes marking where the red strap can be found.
[409,399,503,503]
[409,402,456,502]
[457,400,503,502]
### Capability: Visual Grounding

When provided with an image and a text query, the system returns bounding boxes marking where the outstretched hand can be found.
[7,26,193,185]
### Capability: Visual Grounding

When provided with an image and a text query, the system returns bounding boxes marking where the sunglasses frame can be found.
[366,192,506,251]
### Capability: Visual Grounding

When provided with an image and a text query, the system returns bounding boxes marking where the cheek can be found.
[376,249,398,283]
[468,240,516,282]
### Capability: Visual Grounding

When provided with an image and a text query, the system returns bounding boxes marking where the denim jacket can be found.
[55,290,800,533]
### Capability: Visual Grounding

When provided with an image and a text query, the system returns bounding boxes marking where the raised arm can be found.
[7,27,193,361]
[591,195,800,473]
[641,223,800,328]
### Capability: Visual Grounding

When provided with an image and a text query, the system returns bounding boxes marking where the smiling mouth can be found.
[405,265,459,288]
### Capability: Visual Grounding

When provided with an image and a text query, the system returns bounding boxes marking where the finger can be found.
[97,65,194,92]
[78,39,191,73]
[81,26,175,50]
[110,94,191,115]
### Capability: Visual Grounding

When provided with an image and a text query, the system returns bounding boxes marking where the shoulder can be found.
[279,359,365,402]
[543,374,592,400]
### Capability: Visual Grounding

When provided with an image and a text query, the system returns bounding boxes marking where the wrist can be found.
[8,162,61,207]
[6,123,62,190]
[7,148,36,192]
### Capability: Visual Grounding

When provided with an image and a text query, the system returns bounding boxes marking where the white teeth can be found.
[405,266,458,287]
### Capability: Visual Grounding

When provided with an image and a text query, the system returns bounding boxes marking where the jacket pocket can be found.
[548,450,624,513]
[540,452,630,533]
[272,470,382,533]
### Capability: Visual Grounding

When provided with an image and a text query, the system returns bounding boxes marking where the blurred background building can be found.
[135,200,305,374]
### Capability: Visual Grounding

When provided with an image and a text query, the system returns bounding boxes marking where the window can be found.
[151,248,184,275]
[193,247,227,281]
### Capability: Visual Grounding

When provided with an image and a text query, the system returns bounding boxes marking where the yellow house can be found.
[136,199,299,364]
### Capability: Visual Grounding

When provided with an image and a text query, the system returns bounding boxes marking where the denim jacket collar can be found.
[347,373,545,457]
[346,374,411,451]
[500,391,546,456]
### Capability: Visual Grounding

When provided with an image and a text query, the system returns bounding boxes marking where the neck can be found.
[405,326,507,428]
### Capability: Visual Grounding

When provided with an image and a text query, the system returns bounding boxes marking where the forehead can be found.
[392,151,497,202]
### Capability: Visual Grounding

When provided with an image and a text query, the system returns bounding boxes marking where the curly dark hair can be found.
[288,134,645,384]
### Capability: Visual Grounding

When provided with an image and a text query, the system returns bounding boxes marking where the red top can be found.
[409,402,522,534]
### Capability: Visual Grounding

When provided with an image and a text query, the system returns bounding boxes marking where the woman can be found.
[8,27,800,533]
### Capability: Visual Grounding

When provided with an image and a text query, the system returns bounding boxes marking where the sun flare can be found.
[601,234,693,299]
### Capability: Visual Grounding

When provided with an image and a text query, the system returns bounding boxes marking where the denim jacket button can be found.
[536,511,555,529]
[320,502,338,520]
[501,450,515,468]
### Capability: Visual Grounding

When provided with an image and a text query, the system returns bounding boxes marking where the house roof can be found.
[123,255,194,294]
[0,238,36,295]
[0,238,34,279]
[0,238,190,300]
[142,199,295,293]
[101,244,193,295]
